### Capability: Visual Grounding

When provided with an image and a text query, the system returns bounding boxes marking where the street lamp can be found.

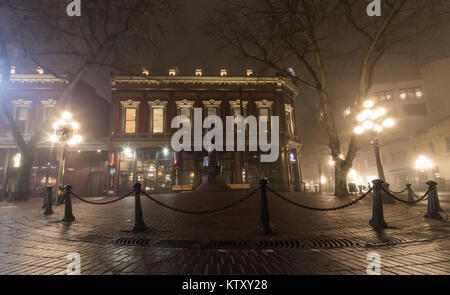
[415,155,434,187]
[51,112,82,201]
[354,100,395,182]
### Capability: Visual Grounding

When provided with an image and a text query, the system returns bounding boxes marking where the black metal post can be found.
[369,179,388,229]
[62,185,75,222]
[424,181,443,220]
[42,189,48,209]
[43,186,54,215]
[133,183,148,233]
[406,184,414,204]
[258,179,273,235]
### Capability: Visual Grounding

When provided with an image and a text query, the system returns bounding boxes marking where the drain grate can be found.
[359,236,406,247]
[113,238,362,249]
[114,238,151,246]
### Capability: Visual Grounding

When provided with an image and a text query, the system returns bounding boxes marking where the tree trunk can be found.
[335,163,350,197]
[14,148,34,202]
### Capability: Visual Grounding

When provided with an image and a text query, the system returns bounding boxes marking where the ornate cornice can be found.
[12,99,32,107]
[202,99,222,107]
[120,100,141,108]
[229,100,248,109]
[255,100,274,109]
[175,99,195,108]
[111,75,299,98]
[41,99,57,107]
[148,100,168,107]
[9,74,67,84]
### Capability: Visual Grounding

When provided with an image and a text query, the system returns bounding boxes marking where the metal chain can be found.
[413,191,428,201]
[266,187,374,211]
[140,188,259,214]
[70,190,134,205]
[388,187,408,194]
[382,188,430,204]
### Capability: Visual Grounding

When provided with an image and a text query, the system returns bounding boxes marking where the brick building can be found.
[0,70,110,200]
[106,71,302,196]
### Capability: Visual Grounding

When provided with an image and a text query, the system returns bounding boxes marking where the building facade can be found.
[0,70,110,201]
[352,58,450,191]
[106,73,302,196]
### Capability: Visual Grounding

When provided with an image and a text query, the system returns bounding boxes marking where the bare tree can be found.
[0,0,178,201]
[207,0,450,196]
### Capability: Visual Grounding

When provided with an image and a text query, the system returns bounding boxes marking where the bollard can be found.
[133,183,148,233]
[424,181,443,220]
[369,180,388,229]
[42,190,48,209]
[406,184,414,204]
[43,186,54,215]
[258,179,273,235]
[62,185,75,222]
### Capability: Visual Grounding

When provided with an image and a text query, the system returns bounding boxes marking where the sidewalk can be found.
[0,190,448,275]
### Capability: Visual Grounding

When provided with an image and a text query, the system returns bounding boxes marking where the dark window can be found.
[403,104,428,116]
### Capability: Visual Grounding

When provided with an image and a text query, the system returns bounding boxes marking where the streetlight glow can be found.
[62,112,72,120]
[374,125,383,133]
[415,155,434,170]
[363,100,375,109]
[382,118,395,128]
[362,120,374,130]
[354,126,364,134]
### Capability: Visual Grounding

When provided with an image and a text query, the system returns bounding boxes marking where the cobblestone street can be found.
[0,190,449,275]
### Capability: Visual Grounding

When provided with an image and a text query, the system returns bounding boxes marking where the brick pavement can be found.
[0,189,448,275]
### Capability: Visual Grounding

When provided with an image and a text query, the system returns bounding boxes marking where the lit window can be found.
[124,108,137,134]
[121,100,140,134]
[16,107,28,121]
[255,100,274,131]
[207,107,218,117]
[149,100,168,134]
[180,107,191,119]
[203,100,222,121]
[152,108,164,133]
[400,91,407,100]
[285,104,295,135]
[415,88,423,98]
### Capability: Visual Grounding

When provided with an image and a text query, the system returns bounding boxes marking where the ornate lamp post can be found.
[50,112,82,201]
[354,100,395,202]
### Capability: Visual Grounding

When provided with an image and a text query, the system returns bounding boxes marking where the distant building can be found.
[353,58,450,191]
[0,71,110,200]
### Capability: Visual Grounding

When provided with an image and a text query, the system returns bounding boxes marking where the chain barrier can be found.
[388,187,408,194]
[140,188,259,215]
[71,190,134,205]
[266,186,374,211]
[413,191,429,201]
[382,187,430,204]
